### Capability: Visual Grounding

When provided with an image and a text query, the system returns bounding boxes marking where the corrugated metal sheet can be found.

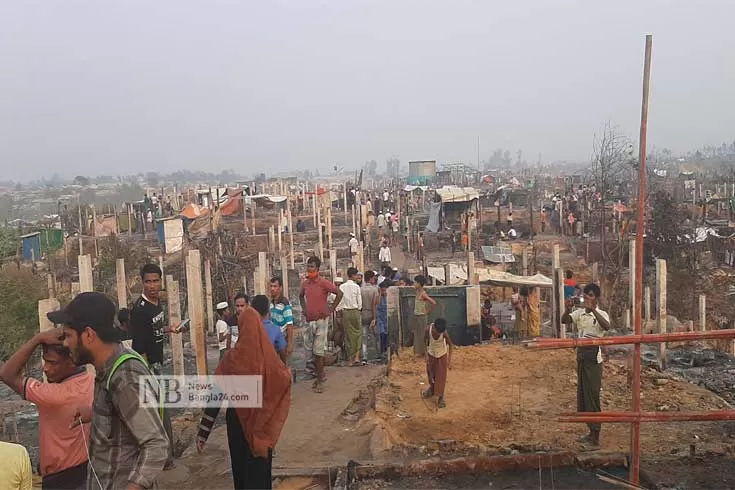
[21,232,41,261]
[436,186,479,203]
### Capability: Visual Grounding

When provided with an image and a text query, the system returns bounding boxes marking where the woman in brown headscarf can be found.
[197,306,292,489]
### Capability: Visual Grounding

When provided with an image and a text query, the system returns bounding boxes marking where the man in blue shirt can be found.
[268,277,294,356]
[252,295,288,364]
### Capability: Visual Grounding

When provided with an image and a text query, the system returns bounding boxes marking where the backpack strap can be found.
[106,352,164,419]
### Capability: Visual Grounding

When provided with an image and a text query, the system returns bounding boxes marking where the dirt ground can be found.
[159,364,385,489]
[354,466,631,490]
[373,344,734,457]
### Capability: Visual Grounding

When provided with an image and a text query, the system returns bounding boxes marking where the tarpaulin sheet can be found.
[425,201,441,232]
[480,271,552,288]
[220,189,244,216]
[436,186,479,203]
[94,215,117,237]
[426,264,466,285]
[186,213,211,238]
[162,218,184,254]
[180,203,210,220]
[481,246,516,263]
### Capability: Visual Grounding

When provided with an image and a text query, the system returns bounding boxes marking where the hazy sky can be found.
[2,0,734,181]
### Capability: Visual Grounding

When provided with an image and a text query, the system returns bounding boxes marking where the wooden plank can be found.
[78,254,93,293]
[288,207,295,270]
[467,252,477,285]
[317,205,324,261]
[204,259,215,334]
[629,239,636,319]
[186,249,208,375]
[116,258,127,308]
[326,207,333,250]
[258,252,268,295]
[556,268,566,338]
[330,250,337,281]
[47,274,55,299]
[167,276,185,377]
[699,294,706,331]
[656,259,667,367]
[358,241,365,273]
[280,256,289,300]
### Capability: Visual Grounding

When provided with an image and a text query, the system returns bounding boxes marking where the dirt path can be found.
[374,344,734,457]
[159,365,385,489]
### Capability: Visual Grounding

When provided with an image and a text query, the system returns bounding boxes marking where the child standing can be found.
[422,318,453,408]
[412,275,437,356]
[375,280,390,357]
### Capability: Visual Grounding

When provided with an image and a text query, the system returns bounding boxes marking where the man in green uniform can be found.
[561,282,611,447]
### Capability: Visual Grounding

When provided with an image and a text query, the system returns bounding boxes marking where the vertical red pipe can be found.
[631,34,653,485]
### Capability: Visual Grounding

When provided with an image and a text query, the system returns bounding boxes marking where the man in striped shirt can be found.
[269,276,294,357]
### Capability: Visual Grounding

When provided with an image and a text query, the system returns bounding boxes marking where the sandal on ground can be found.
[578,434,599,447]
[437,397,446,408]
[577,433,594,443]
[313,382,324,394]
[422,388,434,398]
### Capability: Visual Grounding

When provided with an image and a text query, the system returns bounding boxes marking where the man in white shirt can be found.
[377,213,386,235]
[348,233,359,267]
[339,267,364,366]
[379,242,391,268]
[561,283,611,448]
[216,301,231,361]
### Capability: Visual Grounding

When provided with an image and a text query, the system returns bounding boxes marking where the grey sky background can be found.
[1,0,734,181]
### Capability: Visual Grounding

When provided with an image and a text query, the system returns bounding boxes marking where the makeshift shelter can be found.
[93,215,118,237]
[156,217,184,254]
[245,194,288,210]
[39,229,63,254]
[479,270,552,288]
[179,204,211,239]
[426,265,552,288]
[481,246,516,264]
[219,188,244,217]
[20,232,41,261]
[426,186,479,232]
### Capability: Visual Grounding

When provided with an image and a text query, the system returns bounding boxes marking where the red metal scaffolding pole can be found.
[631,33,653,486]
[524,329,735,349]
[559,410,735,423]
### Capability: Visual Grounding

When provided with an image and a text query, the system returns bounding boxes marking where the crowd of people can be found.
[0,201,616,488]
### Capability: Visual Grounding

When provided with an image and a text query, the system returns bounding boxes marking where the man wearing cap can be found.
[348,233,359,267]
[53,292,170,490]
[129,263,180,469]
[216,301,231,361]
[0,324,93,489]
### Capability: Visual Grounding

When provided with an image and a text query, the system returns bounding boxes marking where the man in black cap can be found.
[53,292,170,490]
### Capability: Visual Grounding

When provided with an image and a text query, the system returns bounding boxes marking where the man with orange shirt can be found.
[0,326,94,489]
[299,256,343,394]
